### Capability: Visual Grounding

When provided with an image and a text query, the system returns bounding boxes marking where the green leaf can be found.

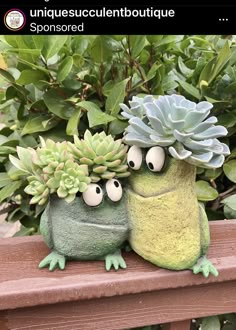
[16,70,48,85]
[199,41,231,86]
[221,194,236,211]
[21,116,58,136]
[201,316,220,330]
[224,204,236,219]
[15,146,34,173]
[224,81,236,94]
[21,35,45,50]
[90,36,112,63]
[0,68,15,82]
[105,78,130,116]
[0,146,16,155]
[218,113,236,128]
[204,168,222,180]
[199,58,216,86]
[0,173,12,188]
[178,80,201,99]
[0,181,22,203]
[178,56,193,77]
[7,48,41,56]
[154,35,178,47]
[73,54,84,68]
[44,89,74,119]
[66,108,81,136]
[42,36,68,60]
[57,56,73,82]
[77,101,115,127]
[9,155,32,174]
[223,160,236,183]
[13,225,36,237]
[147,63,161,81]
[108,119,128,135]
[196,180,219,201]
[211,41,231,83]
[129,36,146,58]
[146,35,163,44]
[17,58,49,74]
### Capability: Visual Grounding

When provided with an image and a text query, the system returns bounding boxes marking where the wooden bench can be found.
[0,220,236,330]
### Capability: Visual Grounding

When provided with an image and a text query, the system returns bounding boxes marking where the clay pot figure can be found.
[39,179,129,271]
[121,94,230,277]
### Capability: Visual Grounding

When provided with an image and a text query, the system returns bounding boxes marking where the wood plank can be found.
[162,320,191,330]
[1,280,236,330]
[0,220,235,311]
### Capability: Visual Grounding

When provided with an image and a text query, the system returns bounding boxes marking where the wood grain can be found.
[0,220,236,311]
[1,280,236,330]
[0,220,236,330]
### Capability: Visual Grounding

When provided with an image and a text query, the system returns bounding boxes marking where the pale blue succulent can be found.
[120,95,155,120]
[121,94,230,168]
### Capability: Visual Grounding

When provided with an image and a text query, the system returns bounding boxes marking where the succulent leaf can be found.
[70,130,130,182]
[121,94,230,168]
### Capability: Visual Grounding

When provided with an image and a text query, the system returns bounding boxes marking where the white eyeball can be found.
[145,146,165,172]
[82,184,103,207]
[106,179,123,202]
[127,145,142,170]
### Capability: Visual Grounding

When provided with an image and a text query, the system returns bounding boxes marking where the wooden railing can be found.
[0,220,236,330]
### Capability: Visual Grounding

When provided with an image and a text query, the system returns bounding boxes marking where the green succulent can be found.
[121,94,230,168]
[69,130,130,182]
[24,175,50,206]
[47,160,90,203]
[33,137,73,175]
[10,138,91,205]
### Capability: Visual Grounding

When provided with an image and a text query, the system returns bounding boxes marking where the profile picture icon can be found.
[4,9,26,31]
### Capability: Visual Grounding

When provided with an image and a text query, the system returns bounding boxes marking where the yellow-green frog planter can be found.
[120,94,230,277]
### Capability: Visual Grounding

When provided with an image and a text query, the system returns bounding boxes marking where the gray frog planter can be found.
[39,179,129,271]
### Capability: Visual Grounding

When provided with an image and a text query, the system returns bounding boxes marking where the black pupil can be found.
[96,187,101,194]
[129,161,135,168]
[114,180,119,188]
[148,162,154,170]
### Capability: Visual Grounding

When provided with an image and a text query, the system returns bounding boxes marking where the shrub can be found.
[0,35,236,235]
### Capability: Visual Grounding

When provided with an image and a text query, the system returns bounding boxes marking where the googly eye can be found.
[145,146,165,172]
[105,179,123,202]
[127,145,142,170]
[82,184,103,207]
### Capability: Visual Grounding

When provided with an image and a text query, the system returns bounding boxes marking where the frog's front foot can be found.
[105,249,127,271]
[191,255,219,278]
[39,251,66,271]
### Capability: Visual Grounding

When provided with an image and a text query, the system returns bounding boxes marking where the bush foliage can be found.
[0,35,236,236]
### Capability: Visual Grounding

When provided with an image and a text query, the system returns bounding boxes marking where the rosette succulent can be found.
[69,130,130,182]
[24,175,50,206]
[32,138,73,175]
[46,161,90,203]
[10,138,91,205]
[121,94,230,168]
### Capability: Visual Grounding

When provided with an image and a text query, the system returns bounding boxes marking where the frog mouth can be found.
[69,218,128,231]
[84,223,128,231]
[127,186,175,199]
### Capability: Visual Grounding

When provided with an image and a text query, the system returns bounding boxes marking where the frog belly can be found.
[52,221,129,260]
[127,189,201,270]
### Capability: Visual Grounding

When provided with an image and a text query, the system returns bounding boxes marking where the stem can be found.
[219,185,236,198]
[210,179,217,189]
[40,56,55,83]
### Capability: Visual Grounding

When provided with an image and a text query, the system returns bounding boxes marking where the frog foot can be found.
[192,256,219,278]
[105,250,127,271]
[39,251,66,271]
